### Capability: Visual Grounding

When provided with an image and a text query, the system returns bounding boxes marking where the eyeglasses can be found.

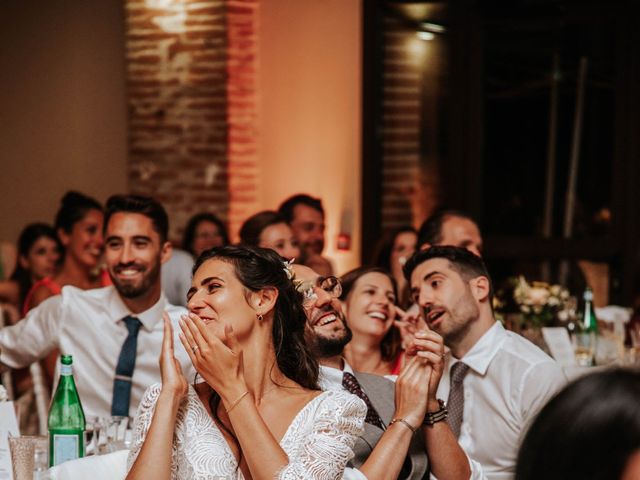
[297,276,342,308]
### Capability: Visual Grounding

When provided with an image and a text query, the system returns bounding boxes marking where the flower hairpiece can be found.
[282,258,306,291]
[283,258,296,280]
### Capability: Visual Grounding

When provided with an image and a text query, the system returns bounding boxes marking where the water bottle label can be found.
[60,364,72,376]
[53,434,79,465]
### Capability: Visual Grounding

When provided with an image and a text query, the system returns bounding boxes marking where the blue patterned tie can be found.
[111,316,142,416]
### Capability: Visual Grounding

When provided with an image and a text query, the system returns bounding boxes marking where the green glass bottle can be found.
[577,287,599,366]
[582,287,599,334]
[48,354,86,467]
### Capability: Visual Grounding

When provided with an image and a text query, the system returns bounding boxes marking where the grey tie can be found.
[446,362,470,439]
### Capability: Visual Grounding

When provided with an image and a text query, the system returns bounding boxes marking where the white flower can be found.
[528,287,550,306]
[0,385,8,402]
[282,258,296,280]
[505,276,571,324]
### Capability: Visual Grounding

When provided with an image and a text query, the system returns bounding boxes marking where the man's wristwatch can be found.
[423,399,448,426]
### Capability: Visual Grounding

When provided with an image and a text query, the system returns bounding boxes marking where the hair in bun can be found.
[54,191,103,233]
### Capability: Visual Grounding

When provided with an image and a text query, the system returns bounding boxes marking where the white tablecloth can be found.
[49,450,128,480]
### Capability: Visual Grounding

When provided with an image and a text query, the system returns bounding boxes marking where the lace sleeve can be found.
[278,390,367,480]
[126,383,162,472]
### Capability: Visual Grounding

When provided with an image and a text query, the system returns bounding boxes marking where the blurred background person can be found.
[162,212,229,307]
[0,223,61,315]
[340,266,403,377]
[239,210,300,260]
[516,369,640,480]
[279,193,333,276]
[22,191,107,400]
[0,223,61,433]
[181,212,229,258]
[24,191,106,312]
[372,226,417,309]
[417,209,483,257]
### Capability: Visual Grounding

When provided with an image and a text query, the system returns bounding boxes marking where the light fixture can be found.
[420,22,446,34]
[417,31,435,41]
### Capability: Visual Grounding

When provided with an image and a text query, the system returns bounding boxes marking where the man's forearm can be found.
[423,419,471,480]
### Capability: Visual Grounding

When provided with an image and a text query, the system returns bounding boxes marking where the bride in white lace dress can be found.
[126,246,366,480]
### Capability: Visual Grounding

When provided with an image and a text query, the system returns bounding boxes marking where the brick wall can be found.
[125,0,258,243]
[226,0,259,239]
[380,15,440,231]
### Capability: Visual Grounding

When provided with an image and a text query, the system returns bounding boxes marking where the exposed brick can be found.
[124,0,259,241]
[379,17,439,230]
[125,0,230,238]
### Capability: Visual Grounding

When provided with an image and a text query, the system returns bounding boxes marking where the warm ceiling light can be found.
[420,22,446,33]
[417,31,435,41]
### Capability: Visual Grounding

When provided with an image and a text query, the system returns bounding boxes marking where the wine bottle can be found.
[48,354,86,467]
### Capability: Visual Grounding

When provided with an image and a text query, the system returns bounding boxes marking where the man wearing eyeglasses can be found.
[293,265,482,480]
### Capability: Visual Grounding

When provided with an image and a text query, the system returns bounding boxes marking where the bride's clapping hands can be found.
[160,313,188,398]
[179,312,247,405]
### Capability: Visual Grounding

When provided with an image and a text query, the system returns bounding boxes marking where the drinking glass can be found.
[105,416,130,453]
[574,331,596,366]
[33,441,50,480]
[84,416,103,456]
[9,435,48,480]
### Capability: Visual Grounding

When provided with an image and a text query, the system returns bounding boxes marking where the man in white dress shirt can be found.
[405,246,566,479]
[293,264,481,480]
[0,195,195,419]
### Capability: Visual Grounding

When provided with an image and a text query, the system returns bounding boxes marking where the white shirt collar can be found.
[454,321,506,376]
[318,359,354,391]
[106,286,168,332]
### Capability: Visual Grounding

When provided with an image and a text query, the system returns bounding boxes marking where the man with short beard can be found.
[0,195,195,419]
[405,246,566,479]
[279,194,334,276]
[294,264,481,480]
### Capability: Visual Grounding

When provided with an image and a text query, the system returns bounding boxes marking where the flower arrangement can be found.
[497,276,572,327]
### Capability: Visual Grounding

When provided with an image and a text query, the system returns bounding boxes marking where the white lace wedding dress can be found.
[127,384,366,479]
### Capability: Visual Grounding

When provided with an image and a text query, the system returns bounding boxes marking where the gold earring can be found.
[257,313,264,322]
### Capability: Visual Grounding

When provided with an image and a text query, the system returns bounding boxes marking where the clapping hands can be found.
[178,312,247,406]
[159,313,188,398]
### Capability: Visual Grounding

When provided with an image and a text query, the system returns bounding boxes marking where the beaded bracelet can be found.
[389,418,418,434]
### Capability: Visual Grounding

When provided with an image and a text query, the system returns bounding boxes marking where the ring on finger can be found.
[192,345,200,354]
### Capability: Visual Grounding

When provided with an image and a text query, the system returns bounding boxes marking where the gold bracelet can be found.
[389,417,417,434]
[226,391,249,413]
